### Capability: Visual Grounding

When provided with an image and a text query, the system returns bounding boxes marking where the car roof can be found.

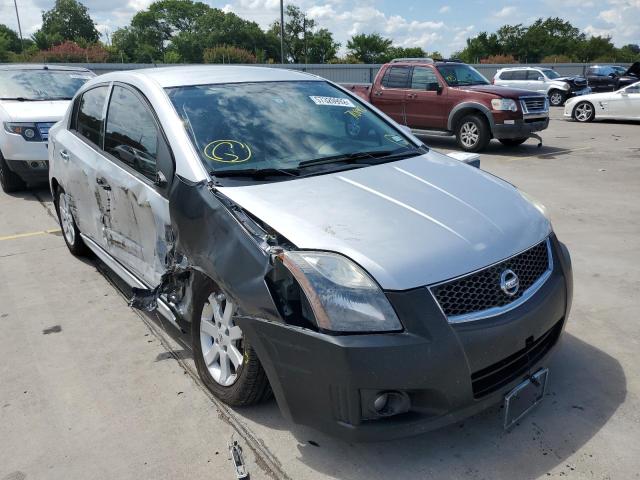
[497,66,543,71]
[0,64,93,72]
[107,65,322,88]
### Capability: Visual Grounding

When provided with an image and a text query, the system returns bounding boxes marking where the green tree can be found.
[346,33,392,63]
[0,25,22,52]
[307,28,339,63]
[34,0,99,46]
[203,45,257,63]
[381,46,426,63]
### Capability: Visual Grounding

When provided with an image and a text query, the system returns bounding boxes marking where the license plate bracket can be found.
[503,368,548,430]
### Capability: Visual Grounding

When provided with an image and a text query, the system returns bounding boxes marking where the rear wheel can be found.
[573,101,595,122]
[455,114,490,152]
[54,186,87,256]
[548,90,565,107]
[499,137,528,147]
[192,281,271,406]
[0,152,26,193]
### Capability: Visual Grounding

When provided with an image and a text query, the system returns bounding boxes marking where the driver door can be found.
[612,84,640,118]
[96,83,175,287]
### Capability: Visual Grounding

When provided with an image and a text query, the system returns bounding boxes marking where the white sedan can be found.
[564,81,640,122]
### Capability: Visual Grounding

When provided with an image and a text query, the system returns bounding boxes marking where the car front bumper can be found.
[238,235,573,441]
[1,133,50,183]
[493,116,550,140]
[5,159,50,184]
[569,87,592,97]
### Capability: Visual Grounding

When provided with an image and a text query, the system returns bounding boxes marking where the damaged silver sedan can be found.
[49,66,573,441]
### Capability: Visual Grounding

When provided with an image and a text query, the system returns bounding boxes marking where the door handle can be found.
[59,150,69,161]
[374,90,382,96]
[96,177,111,191]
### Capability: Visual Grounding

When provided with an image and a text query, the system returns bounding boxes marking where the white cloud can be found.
[494,6,517,18]
[439,5,451,13]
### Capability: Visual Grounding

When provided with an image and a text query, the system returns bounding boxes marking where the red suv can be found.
[345,59,550,152]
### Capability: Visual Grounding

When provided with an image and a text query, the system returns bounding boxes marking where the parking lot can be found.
[1,107,639,479]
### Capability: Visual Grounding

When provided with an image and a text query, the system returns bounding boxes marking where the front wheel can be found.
[192,282,271,406]
[54,186,87,256]
[548,90,566,107]
[499,137,528,147]
[573,101,595,122]
[455,114,490,152]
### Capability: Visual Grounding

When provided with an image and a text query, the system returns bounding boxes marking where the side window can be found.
[381,66,410,89]
[500,71,514,80]
[587,67,597,76]
[105,85,158,181]
[626,85,640,93]
[410,67,440,91]
[75,86,108,146]
[527,70,543,80]
[511,70,528,80]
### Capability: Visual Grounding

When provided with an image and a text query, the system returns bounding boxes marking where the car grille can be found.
[520,96,548,114]
[36,122,56,141]
[430,239,552,321]
[470,319,563,398]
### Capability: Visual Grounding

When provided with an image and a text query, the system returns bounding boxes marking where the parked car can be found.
[586,63,640,92]
[49,66,572,441]
[344,59,549,152]
[564,81,640,122]
[0,64,95,192]
[493,66,591,106]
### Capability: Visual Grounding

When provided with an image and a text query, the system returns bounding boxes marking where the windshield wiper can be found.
[210,167,301,178]
[299,147,425,169]
[46,96,73,101]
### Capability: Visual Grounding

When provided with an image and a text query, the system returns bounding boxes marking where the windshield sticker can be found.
[204,140,252,163]
[309,96,355,107]
[344,105,366,119]
[69,74,92,80]
[385,133,409,146]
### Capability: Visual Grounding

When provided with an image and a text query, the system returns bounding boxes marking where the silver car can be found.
[49,66,573,441]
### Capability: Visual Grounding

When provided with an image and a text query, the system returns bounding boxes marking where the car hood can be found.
[566,90,616,103]
[463,84,543,98]
[0,100,69,122]
[218,152,551,290]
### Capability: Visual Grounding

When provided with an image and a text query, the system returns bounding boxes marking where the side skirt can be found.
[80,233,180,330]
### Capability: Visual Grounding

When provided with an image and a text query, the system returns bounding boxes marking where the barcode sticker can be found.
[309,96,355,107]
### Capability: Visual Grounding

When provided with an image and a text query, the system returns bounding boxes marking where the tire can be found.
[455,114,490,152]
[0,151,26,193]
[573,101,595,123]
[54,186,87,256]
[499,137,528,147]
[548,90,566,107]
[192,280,271,406]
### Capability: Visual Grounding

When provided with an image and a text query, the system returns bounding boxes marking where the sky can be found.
[1,0,639,56]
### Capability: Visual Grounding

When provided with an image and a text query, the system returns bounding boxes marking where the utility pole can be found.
[13,0,24,52]
[280,0,285,64]
[303,15,307,66]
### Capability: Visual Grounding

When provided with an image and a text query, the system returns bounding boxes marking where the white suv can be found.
[493,67,591,106]
[0,65,94,192]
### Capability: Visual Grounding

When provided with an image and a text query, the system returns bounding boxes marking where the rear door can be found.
[371,65,410,124]
[97,83,174,286]
[404,66,447,129]
[508,69,529,91]
[59,85,111,249]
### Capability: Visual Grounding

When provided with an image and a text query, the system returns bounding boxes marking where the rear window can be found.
[499,71,514,80]
[0,69,94,101]
[510,70,527,80]
[75,86,108,147]
[381,66,410,89]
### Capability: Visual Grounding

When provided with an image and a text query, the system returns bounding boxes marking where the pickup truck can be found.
[344,59,550,152]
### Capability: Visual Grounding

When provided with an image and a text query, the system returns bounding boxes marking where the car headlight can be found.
[491,98,518,112]
[276,251,402,333]
[561,83,570,90]
[519,190,552,232]
[3,122,41,141]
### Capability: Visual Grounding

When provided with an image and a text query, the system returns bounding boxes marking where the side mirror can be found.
[537,76,544,81]
[154,170,168,187]
[435,84,443,93]
[608,73,617,78]
[399,125,412,135]
[620,90,628,96]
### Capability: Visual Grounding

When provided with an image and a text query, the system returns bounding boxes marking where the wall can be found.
[2,62,632,83]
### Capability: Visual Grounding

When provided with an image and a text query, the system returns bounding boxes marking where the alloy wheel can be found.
[575,102,593,122]
[200,292,244,387]
[58,192,76,245]
[460,121,480,148]
[550,92,563,106]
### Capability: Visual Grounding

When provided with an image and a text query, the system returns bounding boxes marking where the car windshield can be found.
[0,69,94,100]
[166,81,418,176]
[540,69,561,79]
[436,64,489,86]
[612,66,627,75]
